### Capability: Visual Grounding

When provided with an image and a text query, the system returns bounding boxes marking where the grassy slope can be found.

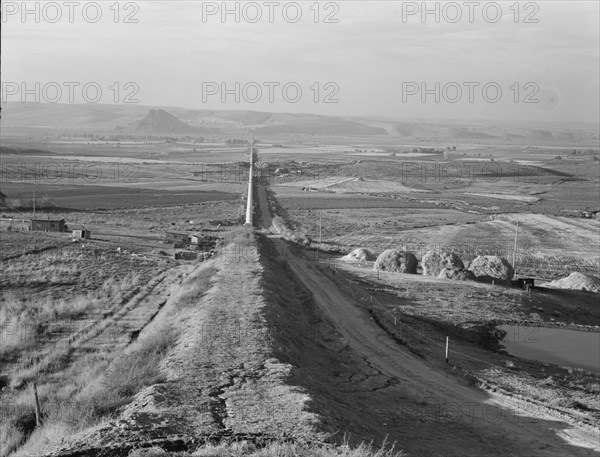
[23,229,325,457]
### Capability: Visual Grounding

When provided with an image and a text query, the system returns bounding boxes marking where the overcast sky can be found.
[2,1,599,123]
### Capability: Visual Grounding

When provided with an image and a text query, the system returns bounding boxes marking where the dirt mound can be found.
[540,272,600,293]
[421,251,464,276]
[438,267,476,281]
[341,248,376,263]
[468,255,514,283]
[374,249,418,274]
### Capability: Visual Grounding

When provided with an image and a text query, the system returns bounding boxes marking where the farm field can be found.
[310,213,600,277]
[0,238,188,455]
[270,146,599,282]
[1,183,239,210]
[0,133,598,457]
[2,4,600,454]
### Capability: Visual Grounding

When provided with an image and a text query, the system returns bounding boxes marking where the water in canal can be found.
[499,324,600,372]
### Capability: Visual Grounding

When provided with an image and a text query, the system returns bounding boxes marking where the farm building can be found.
[191,234,220,251]
[515,277,535,290]
[72,229,91,239]
[31,218,66,232]
[175,251,197,261]
[165,231,190,244]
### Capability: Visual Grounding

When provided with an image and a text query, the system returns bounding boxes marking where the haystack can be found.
[468,255,514,283]
[374,249,418,274]
[341,248,376,263]
[540,272,600,293]
[421,251,464,276]
[438,267,476,281]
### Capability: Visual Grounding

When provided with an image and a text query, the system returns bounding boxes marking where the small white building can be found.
[72,229,91,239]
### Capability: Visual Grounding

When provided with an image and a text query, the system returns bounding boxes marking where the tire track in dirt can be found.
[260,235,598,456]
[13,266,176,382]
[256,180,598,456]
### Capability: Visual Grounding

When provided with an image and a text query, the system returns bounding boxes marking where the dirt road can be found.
[255,180,273,231]
[255,183,599,456]
[284,252,598,456]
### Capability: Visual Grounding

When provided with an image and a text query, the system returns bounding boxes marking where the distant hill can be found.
[250,113,387,136]
[1,102,598,142]
[119,109,209,134]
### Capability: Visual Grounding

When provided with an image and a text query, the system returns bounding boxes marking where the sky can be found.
[1,0,599,123]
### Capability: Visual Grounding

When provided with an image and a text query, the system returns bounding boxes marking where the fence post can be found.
[32,382,42,427]
[445,337,449,364]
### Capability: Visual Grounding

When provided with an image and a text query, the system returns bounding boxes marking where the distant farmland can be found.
[0,183,238,210]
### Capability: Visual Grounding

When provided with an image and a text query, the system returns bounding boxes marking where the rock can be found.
[374,249,418,274]
[421,251,464,276]
[468,255,514,283]
[341,248,376,263]
[438,267,476,281]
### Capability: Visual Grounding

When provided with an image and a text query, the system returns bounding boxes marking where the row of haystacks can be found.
[341,247,600,290]
[342,247,514,283]
[379,250,514,283]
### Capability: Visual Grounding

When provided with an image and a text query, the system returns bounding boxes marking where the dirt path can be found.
[255,182,599,456]
[255,182,273,231]
[272,237,599,456]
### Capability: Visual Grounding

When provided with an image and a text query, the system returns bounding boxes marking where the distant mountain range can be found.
[1,102,598,142]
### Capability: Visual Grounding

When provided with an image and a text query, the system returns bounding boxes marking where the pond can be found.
[499,325,600,372]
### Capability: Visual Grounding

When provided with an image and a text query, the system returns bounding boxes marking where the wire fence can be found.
[312,257,541,374]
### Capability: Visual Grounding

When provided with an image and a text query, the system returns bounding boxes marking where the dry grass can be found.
[125,438,404,457]
[9,325,179,457]
[171,267,217,308]
[0,245,169,456]
[0,268,141,357]
[3,252,219,457]
[75,325,178,418]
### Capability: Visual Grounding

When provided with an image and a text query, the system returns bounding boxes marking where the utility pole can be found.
[316,212,322,261]
[319,212,322,245]
[32,190,36,220]
[512,221,519,271]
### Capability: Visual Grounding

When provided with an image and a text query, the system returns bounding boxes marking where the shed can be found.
[515,277,535,290]
[165,231,190,244]
[72,229,91,239]
[31,218,66,232]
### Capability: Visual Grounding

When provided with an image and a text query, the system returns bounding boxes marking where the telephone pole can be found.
[512,221,519,270]
[316,212,322,261]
